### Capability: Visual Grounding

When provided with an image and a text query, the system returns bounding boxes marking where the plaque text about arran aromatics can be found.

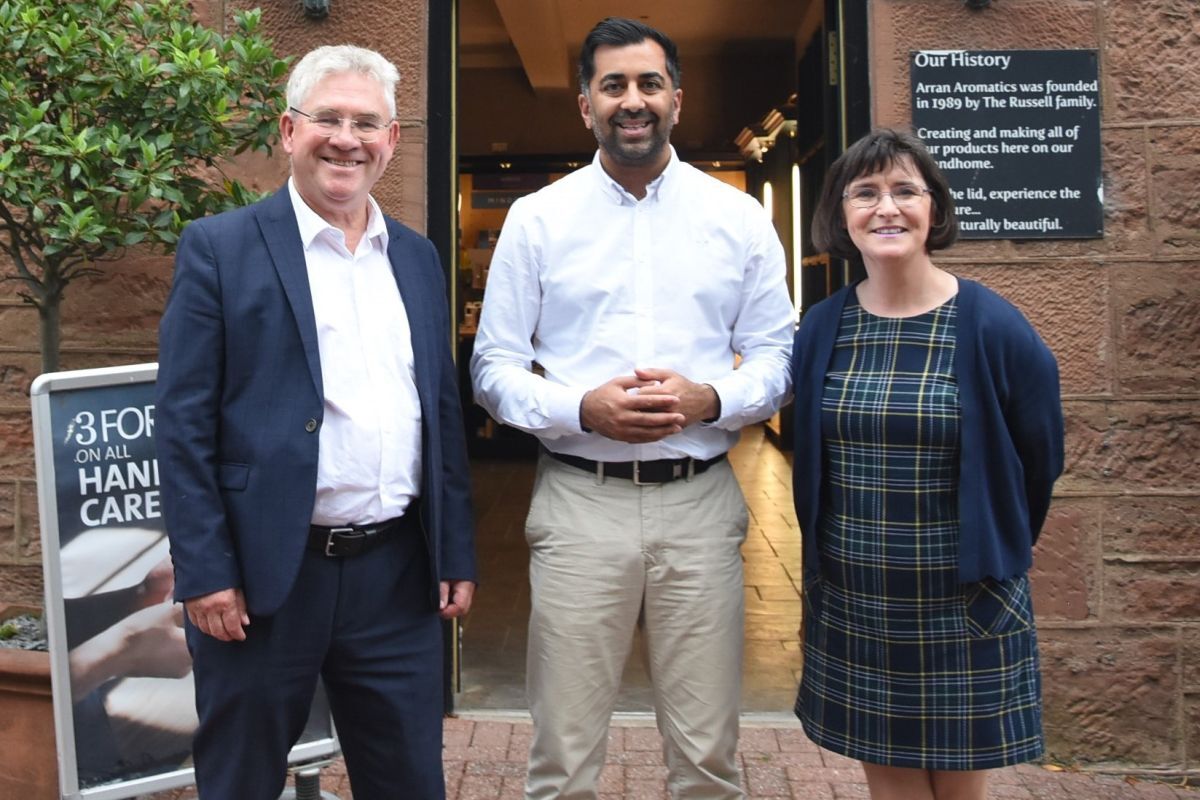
[911,50,1102,239]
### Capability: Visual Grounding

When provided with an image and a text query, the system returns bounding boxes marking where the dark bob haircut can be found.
[578,17,681,94]
[811,128,958,262]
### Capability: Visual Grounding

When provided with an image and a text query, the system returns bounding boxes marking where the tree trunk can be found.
[38,298,60,375]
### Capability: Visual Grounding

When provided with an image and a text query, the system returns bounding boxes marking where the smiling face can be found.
[281,71,398,227]
[843,156,934,270]
[578,39,681,176]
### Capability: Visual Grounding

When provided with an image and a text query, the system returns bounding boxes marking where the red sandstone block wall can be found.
[870,0,1200,769]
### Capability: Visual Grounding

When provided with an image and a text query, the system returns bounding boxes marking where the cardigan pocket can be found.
[801,572,826,619]
[963,575,1032,638]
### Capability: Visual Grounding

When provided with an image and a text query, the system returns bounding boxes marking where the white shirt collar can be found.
[592,145,679,205]
[287,177,389,252]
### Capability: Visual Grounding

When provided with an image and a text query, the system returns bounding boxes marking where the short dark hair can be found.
[811,128,958,261]
[578,17,681,94]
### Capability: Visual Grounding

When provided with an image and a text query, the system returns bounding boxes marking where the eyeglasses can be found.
[843,185,931,209]
[289,107,392,142]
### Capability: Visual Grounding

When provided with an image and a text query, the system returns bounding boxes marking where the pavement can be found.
[150,712,1199,799]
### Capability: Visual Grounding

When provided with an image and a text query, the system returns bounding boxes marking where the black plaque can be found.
[911,49,1102,239]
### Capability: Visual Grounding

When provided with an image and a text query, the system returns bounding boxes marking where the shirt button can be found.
[305,419,319,433]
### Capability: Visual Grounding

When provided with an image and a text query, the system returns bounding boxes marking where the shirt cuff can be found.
[701,375,746,429]
[544,383,590,436]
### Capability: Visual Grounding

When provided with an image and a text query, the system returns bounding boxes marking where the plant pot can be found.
[0,604,58,800]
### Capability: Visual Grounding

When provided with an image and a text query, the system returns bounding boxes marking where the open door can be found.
[427,0,874,714]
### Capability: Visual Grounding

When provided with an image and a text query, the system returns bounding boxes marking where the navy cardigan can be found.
[791,277,1064,584]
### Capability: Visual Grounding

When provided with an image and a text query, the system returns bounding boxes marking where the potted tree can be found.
[0,0,288,373]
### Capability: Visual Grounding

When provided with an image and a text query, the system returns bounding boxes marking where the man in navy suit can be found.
[156,45,476,800]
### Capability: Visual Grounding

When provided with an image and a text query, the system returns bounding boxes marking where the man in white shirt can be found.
[157,46,476,799]
[471,17,793,800]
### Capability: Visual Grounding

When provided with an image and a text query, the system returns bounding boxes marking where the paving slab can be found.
[140,712,1199,799]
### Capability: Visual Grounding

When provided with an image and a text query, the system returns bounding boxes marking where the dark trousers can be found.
[185,529,445,800]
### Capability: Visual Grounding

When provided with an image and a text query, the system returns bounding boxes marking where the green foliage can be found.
[0,0,290,371]
[0,622,17,640]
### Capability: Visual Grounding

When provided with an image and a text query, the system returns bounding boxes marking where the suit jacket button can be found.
[305,419,318,433]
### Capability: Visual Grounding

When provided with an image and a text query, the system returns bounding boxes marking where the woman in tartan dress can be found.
[790,129,1064,800]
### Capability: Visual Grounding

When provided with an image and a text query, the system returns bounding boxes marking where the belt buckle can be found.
[324,526,355,557]
[632,460,685,485]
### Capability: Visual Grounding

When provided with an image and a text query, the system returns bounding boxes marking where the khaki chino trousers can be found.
[524,454,749,799]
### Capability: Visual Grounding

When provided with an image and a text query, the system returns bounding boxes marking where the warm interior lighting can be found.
[761,182,773,223]
[791,164,803,319]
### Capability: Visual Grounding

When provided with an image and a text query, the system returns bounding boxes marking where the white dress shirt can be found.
[288,179,423,525]
[471,148,793,462]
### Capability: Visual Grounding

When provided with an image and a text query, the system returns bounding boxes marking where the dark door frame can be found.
[823,0,871,293]
[426,0,459,714]
[427,1,457,297]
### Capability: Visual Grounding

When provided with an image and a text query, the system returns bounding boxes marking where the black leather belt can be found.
[546,449,726,485]
[307,514,415,557]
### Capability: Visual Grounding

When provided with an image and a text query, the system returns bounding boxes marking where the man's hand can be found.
[580,375,686,443]
[439,580,476,619]
[185,587,249,642]
[633,368,720,427]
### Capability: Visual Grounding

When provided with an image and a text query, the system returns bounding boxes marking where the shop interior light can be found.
[791,164,803,318]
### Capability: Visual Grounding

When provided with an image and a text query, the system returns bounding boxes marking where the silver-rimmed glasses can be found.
[842,185,931,209]
[288,107,392,143]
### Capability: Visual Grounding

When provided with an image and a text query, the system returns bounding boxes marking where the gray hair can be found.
[286,45,400,119]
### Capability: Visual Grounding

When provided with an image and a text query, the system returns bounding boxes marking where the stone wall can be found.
[0,0,432,603]
[870,0,1200,770]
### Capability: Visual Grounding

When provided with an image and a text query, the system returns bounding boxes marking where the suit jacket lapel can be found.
[386,226,435,421]
[256,188,324,400]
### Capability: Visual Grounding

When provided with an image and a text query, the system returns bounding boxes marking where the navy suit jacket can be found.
[156,187,476,616]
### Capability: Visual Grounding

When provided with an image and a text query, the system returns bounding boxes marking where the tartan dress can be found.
[796,294,1044,770]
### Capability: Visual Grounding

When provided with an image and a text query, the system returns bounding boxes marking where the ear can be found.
[578,91,594,130]
[671,87,682,124]
[280,111,296,155]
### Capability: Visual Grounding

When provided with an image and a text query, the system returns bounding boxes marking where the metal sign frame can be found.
[31,363,339,800]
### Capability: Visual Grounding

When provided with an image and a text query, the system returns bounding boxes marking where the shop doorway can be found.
[427,0,872,713]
